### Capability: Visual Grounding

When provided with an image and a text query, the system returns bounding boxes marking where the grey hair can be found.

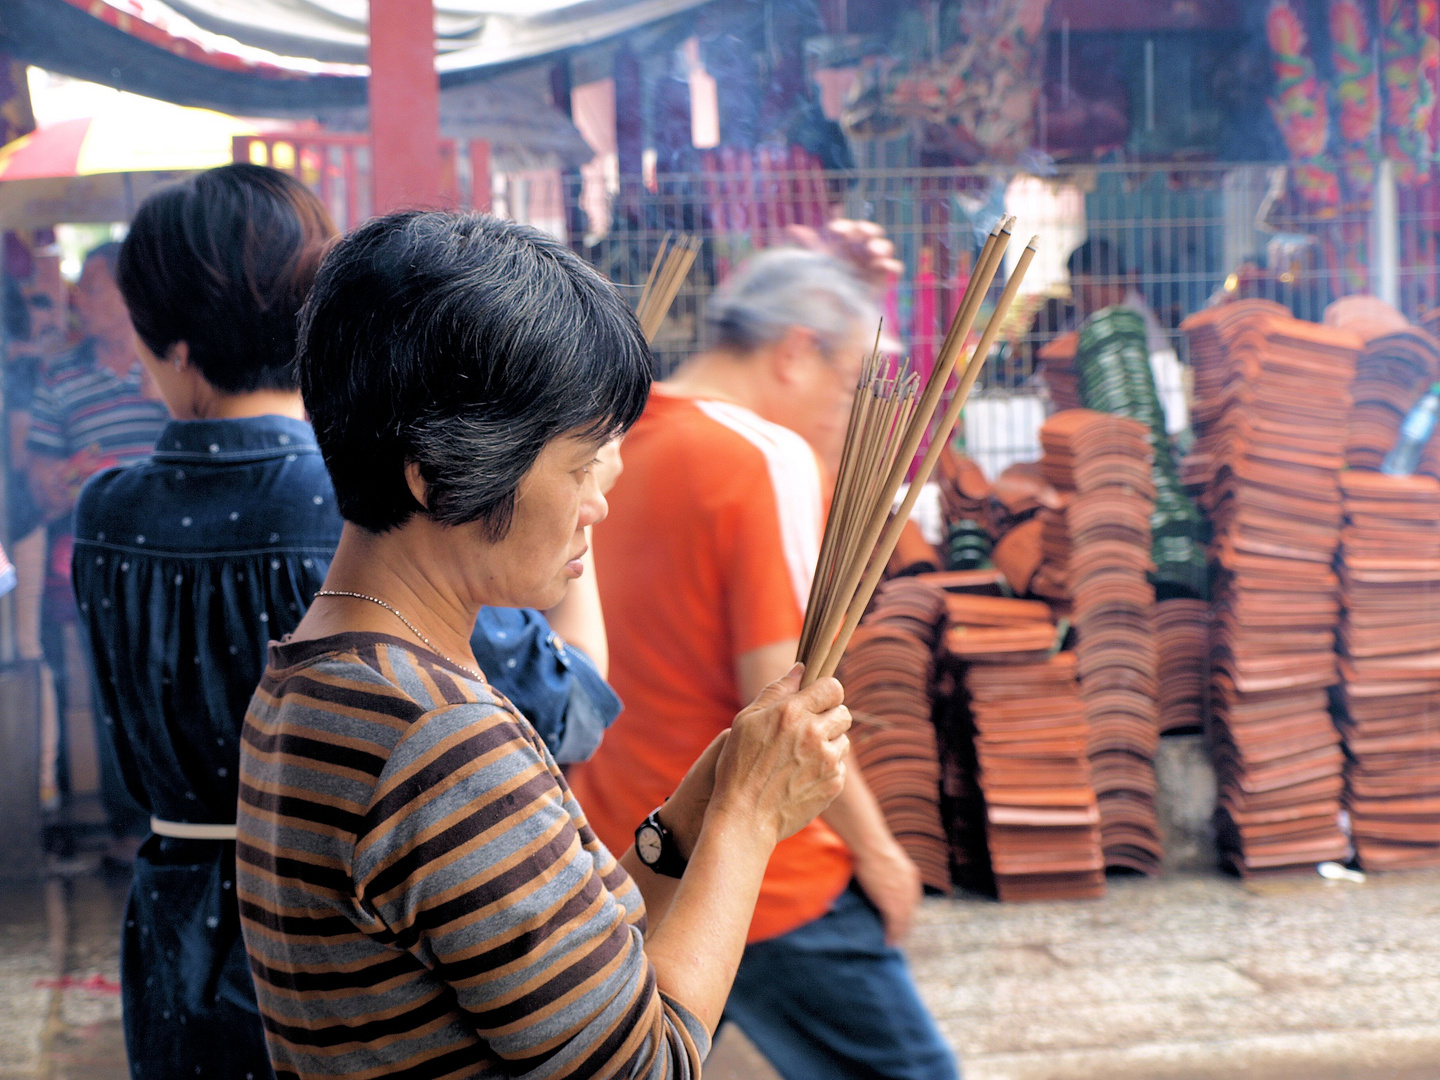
[706,248,878,356]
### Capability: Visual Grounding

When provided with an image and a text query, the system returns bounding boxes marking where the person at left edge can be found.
[30,242,169,848]
[70,164,621,1080]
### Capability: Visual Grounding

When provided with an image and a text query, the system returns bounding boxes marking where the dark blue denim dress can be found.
[72,416,340,1079]
[71,415,622,1080]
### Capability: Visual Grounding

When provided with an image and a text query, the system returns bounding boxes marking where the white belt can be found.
[150,817,238,841]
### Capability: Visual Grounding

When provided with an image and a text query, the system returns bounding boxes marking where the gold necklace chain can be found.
[314,590,483,681]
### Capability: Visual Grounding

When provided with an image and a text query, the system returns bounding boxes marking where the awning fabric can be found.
[0,0,710,112]
[0,94,265,180]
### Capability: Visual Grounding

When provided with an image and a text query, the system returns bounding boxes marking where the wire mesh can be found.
[328,158,1440,478]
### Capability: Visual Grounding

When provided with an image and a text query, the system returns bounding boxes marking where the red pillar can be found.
[369,0,441,214]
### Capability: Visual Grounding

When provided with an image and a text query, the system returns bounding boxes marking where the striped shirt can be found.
[237,632,707,1080]
[26,340,169,462]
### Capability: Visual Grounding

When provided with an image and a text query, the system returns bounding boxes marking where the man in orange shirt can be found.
[568,247,958,1080]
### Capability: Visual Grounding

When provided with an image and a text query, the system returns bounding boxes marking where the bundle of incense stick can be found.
[798,216,1038,685]
[635,233,701,342]
[798,341,921,663]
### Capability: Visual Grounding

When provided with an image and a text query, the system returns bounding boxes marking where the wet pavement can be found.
[0,866,128,1080]
[2,863,1439,1079]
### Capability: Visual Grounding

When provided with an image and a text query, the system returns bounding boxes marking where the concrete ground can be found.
[905,870,1440,1080]
[3,865,1440,1080]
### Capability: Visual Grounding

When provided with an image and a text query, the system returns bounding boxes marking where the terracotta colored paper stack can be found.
[1323,296,1440,471]
[934,445,1057,593]
[1034,409,1164,874]
[1038,329,1082,411]
[886,519,943,578]
[1181,303,1359,875]
[964,650,1106,901]
[839,578,951,891]
[1154,598,1210,735]
[936,444,993,530]
[920,571,1025,887]
[935,445,995,571]
[1336,470,1440,870]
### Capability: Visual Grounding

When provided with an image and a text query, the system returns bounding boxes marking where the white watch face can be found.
[638,825,663,865]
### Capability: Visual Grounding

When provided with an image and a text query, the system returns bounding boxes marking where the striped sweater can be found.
[237,632,708,1080]
[27,340,169,462]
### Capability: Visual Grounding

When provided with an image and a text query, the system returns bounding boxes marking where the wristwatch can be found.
[634,807,687,878]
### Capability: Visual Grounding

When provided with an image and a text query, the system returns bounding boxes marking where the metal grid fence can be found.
[273,158,1429,477]
[491,162,1431,479]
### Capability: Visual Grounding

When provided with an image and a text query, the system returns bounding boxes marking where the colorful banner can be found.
[1379,0,1439,187]
[1267,0,1340,208]
[1328,0,1381,199]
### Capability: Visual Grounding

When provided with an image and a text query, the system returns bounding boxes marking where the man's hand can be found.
[785,219,904,296]
[853,838,923,946]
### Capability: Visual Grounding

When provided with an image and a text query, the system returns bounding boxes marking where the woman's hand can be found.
[657,730,729,860]
[709,664,850,844]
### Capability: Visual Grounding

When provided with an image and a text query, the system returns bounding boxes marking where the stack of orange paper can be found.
[965,651,1106,901]
[1336,470,1440,870]
[840,578,951,891]
[1181,303,1359,875]
[1034,409,1164,875]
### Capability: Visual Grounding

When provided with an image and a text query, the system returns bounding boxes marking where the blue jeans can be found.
[724,882,960,1080]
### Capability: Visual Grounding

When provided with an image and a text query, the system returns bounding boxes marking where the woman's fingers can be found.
[697,729,730,772]
[795,674,844,714]
[750,663,805,713]
[813,705,852,742]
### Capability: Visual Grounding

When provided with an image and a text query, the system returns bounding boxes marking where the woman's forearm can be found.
[638,807,776,1033]
[617,773,715,929]
[619,846,683,928]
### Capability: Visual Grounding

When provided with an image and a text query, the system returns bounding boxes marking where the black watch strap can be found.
[634,807,687,879]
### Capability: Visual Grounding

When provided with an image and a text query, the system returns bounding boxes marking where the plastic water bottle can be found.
[1382,382,1440,475]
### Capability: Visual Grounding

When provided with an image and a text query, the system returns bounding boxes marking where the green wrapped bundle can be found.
[1075,307,1208,598]
[944,518,993,571]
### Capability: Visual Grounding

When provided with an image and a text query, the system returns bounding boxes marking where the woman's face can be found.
[470,432,609,610]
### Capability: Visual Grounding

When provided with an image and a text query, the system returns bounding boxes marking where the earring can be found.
[173,359,182,371]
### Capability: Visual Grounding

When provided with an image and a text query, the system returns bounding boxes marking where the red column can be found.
[369,0,441,214]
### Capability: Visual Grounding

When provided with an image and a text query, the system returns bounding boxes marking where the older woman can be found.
[235,211,852,1079]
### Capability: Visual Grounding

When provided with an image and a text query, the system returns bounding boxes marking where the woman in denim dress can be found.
[73,167,623,1079]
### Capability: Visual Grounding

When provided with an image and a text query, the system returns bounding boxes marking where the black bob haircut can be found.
[298,211,652,538]
[116,163,336,394]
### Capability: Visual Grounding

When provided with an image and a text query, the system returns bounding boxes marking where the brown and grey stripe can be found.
[237,632,706,1080]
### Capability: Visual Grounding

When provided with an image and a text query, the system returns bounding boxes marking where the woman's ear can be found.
[404,461,431,510]
[165,340,190,371]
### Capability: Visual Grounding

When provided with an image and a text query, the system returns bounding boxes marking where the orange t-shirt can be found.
[568,391,853,943]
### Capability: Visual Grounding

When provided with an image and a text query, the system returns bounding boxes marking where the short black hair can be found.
[116,164,336,394]
[1067,237,1126,279]
[298,211,651,537]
